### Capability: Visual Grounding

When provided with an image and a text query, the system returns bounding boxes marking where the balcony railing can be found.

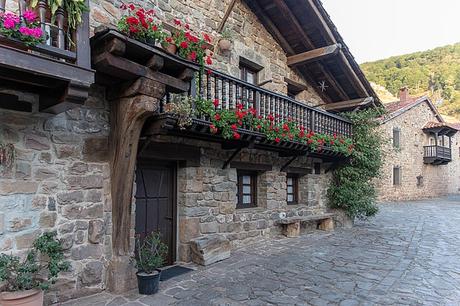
[161,68,353,139]
[0,0,90,68]
[423,145,452,164]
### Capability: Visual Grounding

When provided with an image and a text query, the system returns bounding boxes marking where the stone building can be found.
[0,0,378,302]
[376,88,460,202]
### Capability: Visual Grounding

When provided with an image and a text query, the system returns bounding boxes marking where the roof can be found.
[423,121,459,136]
[423,122,458,130]
[381,95,443,123]
[243,0,380,107]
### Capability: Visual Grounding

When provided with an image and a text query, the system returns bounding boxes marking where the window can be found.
[287,174,299,205]
[393,128,400,148]
[416,175,424,187]
[393,166,401,186]
[314,163,321,175]
[237,171,257,209]
[240,64,258,85]
[239,58,263,85]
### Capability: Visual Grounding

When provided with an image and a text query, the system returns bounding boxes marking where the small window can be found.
[287,174,299,205]
[314,163,321,175]
[416,175,424,187]
[237,171,257,209]
[393,166,401,186]
[393,128,400,148]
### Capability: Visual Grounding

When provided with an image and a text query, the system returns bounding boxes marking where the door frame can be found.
[135,159,178,264]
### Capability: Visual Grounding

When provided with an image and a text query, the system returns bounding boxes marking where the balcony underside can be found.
[423,157,451,165]
[0,44,94,114]
[143,114,348,161]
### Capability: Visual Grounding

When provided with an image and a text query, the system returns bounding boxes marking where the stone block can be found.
[71,244,102,260]
[55,144,80,159]
[88,219,104,244]
[74,230,86,244]
[34,168,58,180]
[80,261,103,286]
[39,212,57,228]
[0,181,38,194]
[85,190,102,203]
[200,221,218,234]
[179,217,200,243]
[69,162,89,175]
[82,137,109,162]
[9,217,32,232]
[25,134,50,151]
[57,191,84,205]
[282,221,300,238]
[31,195,47,210]
[0,213,4,234]
[66,175,104,190]
[318,218,334,231]
[61,203,104,219]
[58,222,75,234]
[15,230,40,249]
[15,162,31,178]
[190,234,231,266]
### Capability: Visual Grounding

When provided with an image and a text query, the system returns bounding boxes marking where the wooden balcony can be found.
[423,145,452,165]
[0,0,94,114]
[91,29,352,161]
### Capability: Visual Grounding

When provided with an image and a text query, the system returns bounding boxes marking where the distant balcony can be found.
[0,0,94,113]
[423,145,452,165]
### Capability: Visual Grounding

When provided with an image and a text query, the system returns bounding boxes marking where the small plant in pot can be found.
[0,232,70,306]
[218,27,233,52]
[132,232,168,295]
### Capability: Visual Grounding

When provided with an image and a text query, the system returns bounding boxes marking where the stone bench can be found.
[275,213,335,237]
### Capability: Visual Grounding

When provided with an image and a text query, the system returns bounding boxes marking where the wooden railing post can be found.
[76,0,91,68]
[0,0,6,12]
[37,0,47,41]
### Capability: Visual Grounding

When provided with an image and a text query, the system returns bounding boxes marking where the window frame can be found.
[393,166,401,186]
[240,64,258,85]
[286,174,299,205]
[237,170,258,209]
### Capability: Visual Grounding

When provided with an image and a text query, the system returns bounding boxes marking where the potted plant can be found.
[0,232,70,306]
[29,0,88,31]
[132,232,168,295]
[118,3,164,46]
[218,27,233,51]
[0,10,44,48]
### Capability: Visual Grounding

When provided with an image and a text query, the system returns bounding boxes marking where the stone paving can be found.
[62,197,460,305]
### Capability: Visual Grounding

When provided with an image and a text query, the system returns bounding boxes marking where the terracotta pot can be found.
[218,39,231,51]
[163,43,177,55]
[0,289,44,306]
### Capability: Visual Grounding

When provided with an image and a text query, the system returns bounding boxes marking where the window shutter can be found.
[393,166,401,185]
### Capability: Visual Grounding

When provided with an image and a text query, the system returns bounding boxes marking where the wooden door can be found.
[135,161,176,265]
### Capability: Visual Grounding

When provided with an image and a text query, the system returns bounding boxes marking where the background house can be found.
[376,88,460,202]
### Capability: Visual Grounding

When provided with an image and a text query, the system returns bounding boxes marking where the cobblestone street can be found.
[63,198,460,306]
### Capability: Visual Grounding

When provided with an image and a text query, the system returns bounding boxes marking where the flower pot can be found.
[163,43,177,55]
[0,289,44,306]
[218,39,231,51]
[137,270,161,295]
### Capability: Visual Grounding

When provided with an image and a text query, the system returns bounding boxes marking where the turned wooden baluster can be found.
[18,0,26,20]
[55,7,65,49]
[37,0,47,41]
[0,0,6,13]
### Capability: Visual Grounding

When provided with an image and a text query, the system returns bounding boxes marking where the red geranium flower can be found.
[231,124,237,131]
[210,124,218,134]
[185,23,190,29]
[282,123,289,132]
[206,56,212,65]
[174,19,181,25]
[307,139,314,144]
[126,16,139,25]
[128,3,135,10]
[188,51,197,61]
[256,124,262,129]
[268,114,274,122]
[233,132,241,140]
[203,33,212,43]
[213,99,219,107]
[166,37,173,43]
[275,137,281,143]
[214,113,221,121]
[152,25,158,31]
[206,69,212,75]
[180,41,188,49]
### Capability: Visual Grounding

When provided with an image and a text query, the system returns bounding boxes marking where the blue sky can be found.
[322,0,460,63]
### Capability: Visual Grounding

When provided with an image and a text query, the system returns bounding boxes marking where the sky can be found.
[321,0,460,64]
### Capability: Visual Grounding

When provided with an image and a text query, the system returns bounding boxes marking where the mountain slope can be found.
[361,43,460,118]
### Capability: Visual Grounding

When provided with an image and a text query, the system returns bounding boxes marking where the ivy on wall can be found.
[327,107,386,220]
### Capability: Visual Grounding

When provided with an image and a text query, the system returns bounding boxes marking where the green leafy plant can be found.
[327,107,386,219]
[0,11,44,46]
[164,95,194,129]
[118,3,165,44]
[133,232,168,274]
[0,232,70,291]
[220,27,233,40]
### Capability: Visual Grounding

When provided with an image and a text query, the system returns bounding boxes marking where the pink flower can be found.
[23,10,37,23]
[3,13,20,29]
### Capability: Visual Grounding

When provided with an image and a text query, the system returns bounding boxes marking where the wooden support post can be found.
[287,44,341,66]
[109,77,165,256]
[218,0,237,33]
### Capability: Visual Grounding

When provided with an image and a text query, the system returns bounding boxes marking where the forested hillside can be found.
[361,43,460,118]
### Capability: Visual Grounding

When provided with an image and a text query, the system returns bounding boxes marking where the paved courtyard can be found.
[63,197,460,305]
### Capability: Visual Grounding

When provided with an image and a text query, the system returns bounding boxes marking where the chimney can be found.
[399,87,409,102]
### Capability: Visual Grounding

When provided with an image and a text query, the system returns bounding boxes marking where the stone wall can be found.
[0,86,112,303]
[376,102,460,202]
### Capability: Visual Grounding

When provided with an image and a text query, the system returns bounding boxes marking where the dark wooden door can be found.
[135,161,176,265]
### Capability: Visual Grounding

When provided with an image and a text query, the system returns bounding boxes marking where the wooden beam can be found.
[229,161,273,172]
[287,43,341,66]
[323,97,374,111]
[313,62,349,101]
[218,0,237,33]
